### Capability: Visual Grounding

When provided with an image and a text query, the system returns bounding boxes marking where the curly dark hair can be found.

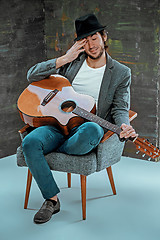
[99,30,108,50]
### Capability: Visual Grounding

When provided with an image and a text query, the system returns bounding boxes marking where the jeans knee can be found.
[22,135,42,154]
[81,122,104,145]
[84,122,103,136]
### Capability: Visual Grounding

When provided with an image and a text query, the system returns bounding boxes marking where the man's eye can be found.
[92,38,97,40]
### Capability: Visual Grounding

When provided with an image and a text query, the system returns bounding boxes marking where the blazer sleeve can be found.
[111,68,131,126]
[27,59,58,83]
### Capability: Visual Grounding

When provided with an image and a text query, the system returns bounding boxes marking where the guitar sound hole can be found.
[61,100,76,113]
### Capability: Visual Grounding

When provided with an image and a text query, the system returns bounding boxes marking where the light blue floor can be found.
[1,154,160,240]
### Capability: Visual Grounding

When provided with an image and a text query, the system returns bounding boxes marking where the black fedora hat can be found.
[74,14,106,41]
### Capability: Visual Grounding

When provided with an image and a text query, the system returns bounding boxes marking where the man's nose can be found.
[88,40,94,48]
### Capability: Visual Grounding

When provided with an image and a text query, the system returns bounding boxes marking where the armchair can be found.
[16,110,137,220]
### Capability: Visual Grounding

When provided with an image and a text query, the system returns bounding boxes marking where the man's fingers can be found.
[65,39,87,62]
[121,123,127,130]
[78,48,85,53]
[120,124,138,139]
[75,39,87,49]
[77,38,86,44]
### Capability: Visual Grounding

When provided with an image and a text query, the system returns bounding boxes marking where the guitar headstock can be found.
[134,137,160,161]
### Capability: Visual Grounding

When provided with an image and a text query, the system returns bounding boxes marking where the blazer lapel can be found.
[97,53,114,116]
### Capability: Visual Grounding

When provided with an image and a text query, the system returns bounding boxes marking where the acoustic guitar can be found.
[17,74,160,162]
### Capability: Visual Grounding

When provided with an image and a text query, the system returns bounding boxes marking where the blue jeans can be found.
[22,122,104,199]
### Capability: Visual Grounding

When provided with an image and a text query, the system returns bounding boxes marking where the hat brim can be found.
[74,26,106,41]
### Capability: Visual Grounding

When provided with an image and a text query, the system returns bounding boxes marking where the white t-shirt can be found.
[72,60,106,105]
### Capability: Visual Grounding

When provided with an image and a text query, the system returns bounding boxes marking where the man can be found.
[22,13,138,224]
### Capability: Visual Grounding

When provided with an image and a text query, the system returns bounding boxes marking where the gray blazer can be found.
[27,52,131,127]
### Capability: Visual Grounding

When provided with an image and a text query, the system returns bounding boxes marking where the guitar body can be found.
[17,74,96,135]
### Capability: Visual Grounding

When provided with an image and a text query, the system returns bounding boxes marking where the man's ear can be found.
[103,33,107,42]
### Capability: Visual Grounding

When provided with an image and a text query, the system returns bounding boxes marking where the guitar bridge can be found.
[41,89,59,106]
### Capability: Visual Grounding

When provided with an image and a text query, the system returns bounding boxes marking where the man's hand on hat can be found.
[65,39,87,63]
[56,39,86,69]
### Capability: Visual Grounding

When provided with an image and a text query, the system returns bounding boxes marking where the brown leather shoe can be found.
[34,199,60,224]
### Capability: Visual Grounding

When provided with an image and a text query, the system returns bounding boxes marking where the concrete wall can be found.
[0,0,159,159]
[0,0,46,158]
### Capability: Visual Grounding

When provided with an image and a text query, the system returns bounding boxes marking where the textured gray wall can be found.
[0,0,159,159]
[0,0,46,158]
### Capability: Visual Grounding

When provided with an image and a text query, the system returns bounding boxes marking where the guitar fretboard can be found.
[73,106,121,135]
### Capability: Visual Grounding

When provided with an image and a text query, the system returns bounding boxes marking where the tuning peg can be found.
[136,151,140,154]
[155,152,159,155]
[142,154,146,158]
[148,157,151,161]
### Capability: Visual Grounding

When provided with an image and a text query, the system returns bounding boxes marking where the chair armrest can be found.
[18,124,29,140]
[18,124,35,140]
[18,124,30,134]
[129,110,137,122]
[100,110,137,143]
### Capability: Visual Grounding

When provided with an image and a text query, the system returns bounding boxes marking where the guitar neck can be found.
[73,106,122,135]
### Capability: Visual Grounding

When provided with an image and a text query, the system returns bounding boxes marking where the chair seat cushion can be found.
[16,146,97,176]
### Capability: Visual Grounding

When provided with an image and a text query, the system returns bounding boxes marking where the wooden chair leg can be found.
[80,175,86,220]
[106,166,116,195]
[24,168,32,209]
[67,173,71,188]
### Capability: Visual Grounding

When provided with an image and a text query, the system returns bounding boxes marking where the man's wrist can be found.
[56,55,69,69]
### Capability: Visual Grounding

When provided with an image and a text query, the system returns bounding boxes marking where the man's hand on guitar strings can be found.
[120,123,138,140]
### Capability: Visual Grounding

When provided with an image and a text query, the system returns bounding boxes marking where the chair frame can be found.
[18,110,137,220]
